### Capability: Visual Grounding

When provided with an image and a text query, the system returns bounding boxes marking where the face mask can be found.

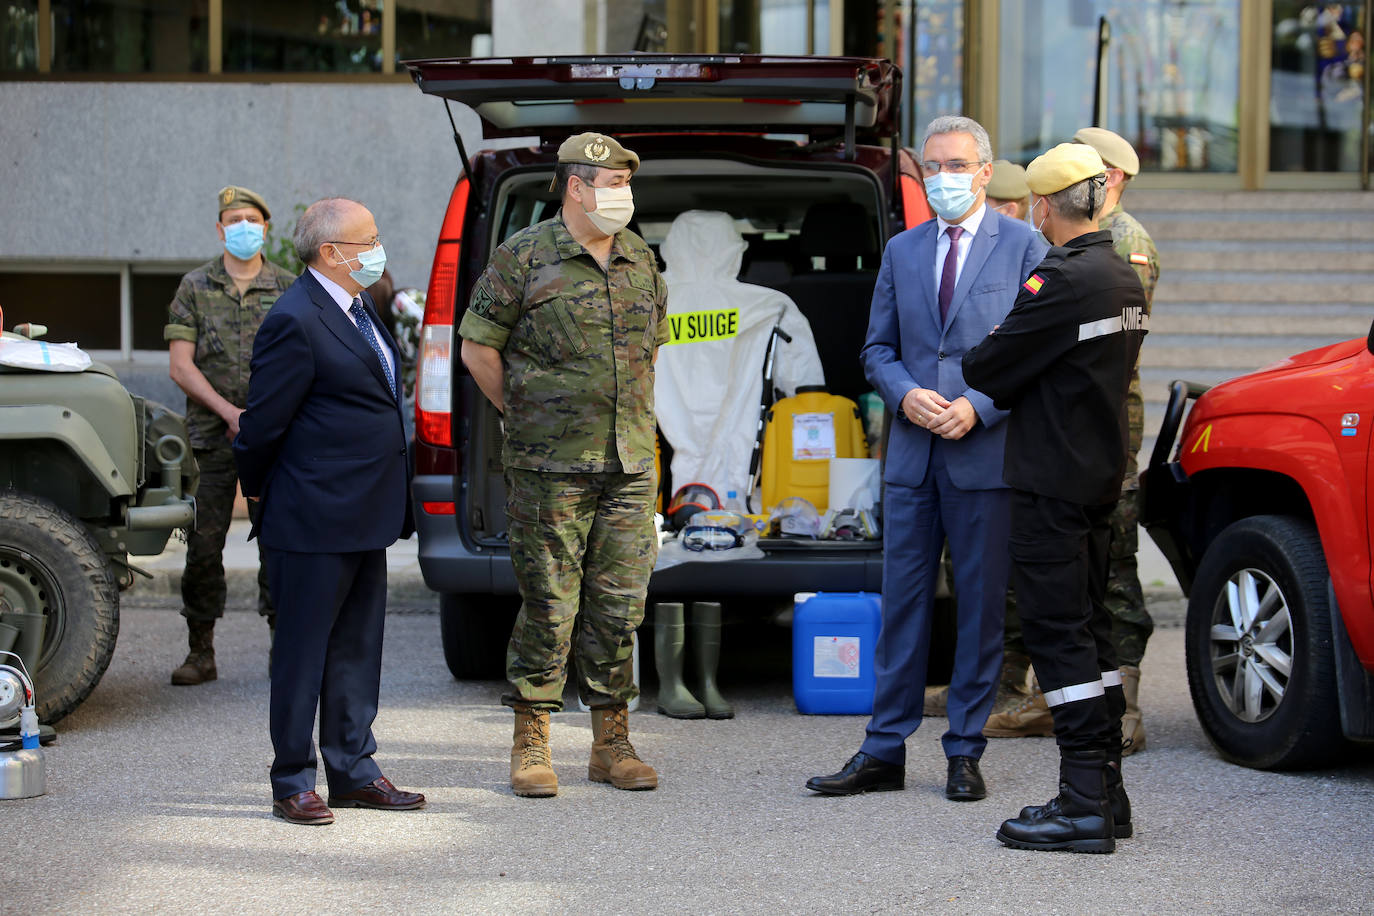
[223,220,265,259]
[923,171,979,222]
[334,243,387,287]
[583,185,635,236]
[1031,197,1051,246]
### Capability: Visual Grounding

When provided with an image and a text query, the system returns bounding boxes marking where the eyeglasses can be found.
[328,237,382,248]
[921,159,986,174]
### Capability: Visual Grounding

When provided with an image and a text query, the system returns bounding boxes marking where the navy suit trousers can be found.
[265,548,387,799]
[861,442,1011,764]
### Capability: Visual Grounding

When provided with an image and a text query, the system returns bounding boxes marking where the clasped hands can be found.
[901,388,976,440]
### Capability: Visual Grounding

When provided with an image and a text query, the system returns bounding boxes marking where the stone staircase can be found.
[1127,189,1374,461]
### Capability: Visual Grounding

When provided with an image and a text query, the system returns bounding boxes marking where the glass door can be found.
[1270,1,1369,174]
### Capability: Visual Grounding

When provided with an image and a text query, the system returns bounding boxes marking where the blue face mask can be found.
[335,243,387,287]
[923,171,979,222]
[223,220,265,259]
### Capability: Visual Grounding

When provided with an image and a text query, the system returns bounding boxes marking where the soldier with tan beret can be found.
[963,142,1147,853]
[164,185,295,686]
[985,159,1032,221]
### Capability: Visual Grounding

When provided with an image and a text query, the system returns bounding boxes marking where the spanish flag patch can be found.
[1129,252,1149,266]
[1022,274,1045,295]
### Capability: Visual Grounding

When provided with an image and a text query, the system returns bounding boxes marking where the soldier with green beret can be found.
[164,185,296,686]
[460,131,666,798]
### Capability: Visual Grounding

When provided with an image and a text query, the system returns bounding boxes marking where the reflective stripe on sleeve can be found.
[1078,315,1123,341]
[1043,679,1107,707]
[1101,669,1123,688]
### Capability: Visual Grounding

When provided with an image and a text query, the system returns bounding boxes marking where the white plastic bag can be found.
[0,338,92,372]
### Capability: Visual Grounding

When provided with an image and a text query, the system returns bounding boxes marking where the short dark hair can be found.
[553,162,602,199]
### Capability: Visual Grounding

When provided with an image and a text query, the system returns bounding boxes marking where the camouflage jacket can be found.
[459,215,670,474]
[164,256,298,448]
[1100,202,1161,479]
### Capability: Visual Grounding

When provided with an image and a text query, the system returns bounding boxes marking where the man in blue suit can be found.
[234,197,424,826]
[807,116,1047,801]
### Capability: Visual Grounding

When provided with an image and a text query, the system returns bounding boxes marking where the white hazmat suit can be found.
[655,210,825,505]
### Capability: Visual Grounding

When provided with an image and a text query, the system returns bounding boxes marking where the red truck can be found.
[1140,321,1374,769]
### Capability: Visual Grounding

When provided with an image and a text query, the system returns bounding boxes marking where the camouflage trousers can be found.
[503,467,658,713]
[182,447,273,621]
[992,490,1150,666]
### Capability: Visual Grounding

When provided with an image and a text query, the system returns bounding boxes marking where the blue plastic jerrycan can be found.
[792,591,881,714]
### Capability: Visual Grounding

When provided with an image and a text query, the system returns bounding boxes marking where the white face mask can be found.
[582,185,635,236]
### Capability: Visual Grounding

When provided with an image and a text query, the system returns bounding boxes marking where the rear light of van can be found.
[415,178,470,450]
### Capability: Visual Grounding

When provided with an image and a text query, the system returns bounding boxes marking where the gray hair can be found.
[294,197,363,265]
[1044,174,1107,221]
[920,115,994,164]
[553,162,603,199]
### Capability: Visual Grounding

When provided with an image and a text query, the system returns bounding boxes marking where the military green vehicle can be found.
[0,322,196,725]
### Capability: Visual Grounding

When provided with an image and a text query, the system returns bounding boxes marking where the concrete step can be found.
[1137,336,1332,370]
[1127,189,1374,212]
[1154,274,1374,304]
[1149,311,1372,337]
[1137,218,1373,242]
[1159,246,1374,272]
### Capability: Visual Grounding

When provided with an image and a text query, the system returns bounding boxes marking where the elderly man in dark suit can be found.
[806,116,1047,802]
[234,197,424,826]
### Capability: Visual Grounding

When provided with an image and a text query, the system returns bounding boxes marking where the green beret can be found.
[218,185,271,221]
[1072,127,1140,176]
[984,160,1029,202]
[549,132,640,191]
[1026,143,1106,195]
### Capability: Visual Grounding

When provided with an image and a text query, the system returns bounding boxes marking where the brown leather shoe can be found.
[328,776,426,810]
[272,790,334,826]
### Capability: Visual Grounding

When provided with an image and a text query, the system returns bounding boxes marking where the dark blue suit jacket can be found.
[861,206,1047,490]
[233,268,413,553]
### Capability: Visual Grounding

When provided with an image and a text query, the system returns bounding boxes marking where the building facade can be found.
[0,0,1369,359]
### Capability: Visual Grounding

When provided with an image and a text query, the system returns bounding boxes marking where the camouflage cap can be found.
[1026,142,1106,195]
[217,185,271,221]
[548,132,640,191]
[985,160,1029,201]
[1072,127,1140,176]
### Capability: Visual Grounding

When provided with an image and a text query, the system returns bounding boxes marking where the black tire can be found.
[439,592,519,680]
[0,490,119,724]
[1185,515,1342,770]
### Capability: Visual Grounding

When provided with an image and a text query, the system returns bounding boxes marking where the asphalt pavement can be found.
[4,560,1373,914]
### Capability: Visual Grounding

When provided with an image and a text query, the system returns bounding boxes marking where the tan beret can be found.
[1072,127,1139,176]
[984,160,1029,202]
[1026,143,1107,195]
[217,185,271,221]
[549,132,640,191]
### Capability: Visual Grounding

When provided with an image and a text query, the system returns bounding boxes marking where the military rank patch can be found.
[1129,252,1149,266]
[1022,274,1045,295]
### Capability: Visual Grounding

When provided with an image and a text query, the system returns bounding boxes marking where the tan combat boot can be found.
[171,619,217,686]
[589,704,658,790]
[983,678,1055,738]
[510,709,558,797]
[1120,665,1147,756]
[923,684,949,717]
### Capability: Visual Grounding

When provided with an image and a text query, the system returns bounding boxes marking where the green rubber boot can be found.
[690,601,734,719]
[654,602,705,719]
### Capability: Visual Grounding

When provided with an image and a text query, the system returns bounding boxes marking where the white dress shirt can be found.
[933,202,989,306]
[309,266,396,379]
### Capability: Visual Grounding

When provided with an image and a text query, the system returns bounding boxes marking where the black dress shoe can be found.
[805,751,904,796]
[945,756,987,801]
[997,793,1115,854]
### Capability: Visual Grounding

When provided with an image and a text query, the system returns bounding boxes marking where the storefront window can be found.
[50,0,209,72]
[1271,1,1367,172]
[396,0,490,62]
[223,0,382,73]
[999,0,1241,172]
[910,0,962,144]
[1,1,38,72]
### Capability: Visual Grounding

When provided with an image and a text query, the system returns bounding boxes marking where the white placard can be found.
[793,411,836,460]
[813,635,861,678]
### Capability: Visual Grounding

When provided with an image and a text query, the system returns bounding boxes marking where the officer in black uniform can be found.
[962,142,1147,854]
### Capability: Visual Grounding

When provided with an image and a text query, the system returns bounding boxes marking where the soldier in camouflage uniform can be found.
[164,186,296,686]
[459,133,668,797]
[982,129,1160,755]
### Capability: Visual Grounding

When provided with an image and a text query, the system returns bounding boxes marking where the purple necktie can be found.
[938,225,964,326]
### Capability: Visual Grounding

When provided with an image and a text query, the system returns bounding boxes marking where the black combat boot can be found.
[996,750,1115,854]
[1015,752,1132,839]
